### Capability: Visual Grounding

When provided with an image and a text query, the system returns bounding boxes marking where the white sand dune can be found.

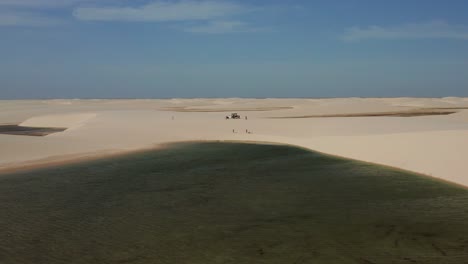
[20,113,96,129]
[1,98,467,186]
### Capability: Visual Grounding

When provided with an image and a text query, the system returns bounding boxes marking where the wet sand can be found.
[0,125,66,136]
[269,110,456,118]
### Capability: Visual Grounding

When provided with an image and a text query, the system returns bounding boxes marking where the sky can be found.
[1,0,468,99]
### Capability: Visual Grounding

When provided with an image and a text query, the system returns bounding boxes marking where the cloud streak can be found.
[0,0,92,26]
[0,11,61,26]
[184,20,262,34]
[73,1,247,22]
[0,0,263,33]
[0,0,87,8]
[343,21,468,41]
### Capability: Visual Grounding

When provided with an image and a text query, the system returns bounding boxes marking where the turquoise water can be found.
[1,142,468,263]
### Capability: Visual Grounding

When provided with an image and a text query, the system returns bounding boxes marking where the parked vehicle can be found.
[226,113,241,119]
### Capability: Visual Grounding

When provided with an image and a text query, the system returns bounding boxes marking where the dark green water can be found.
[1,142,468,264]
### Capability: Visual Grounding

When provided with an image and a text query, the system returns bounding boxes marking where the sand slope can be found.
[20,113,96,129]
[0,98,467,186]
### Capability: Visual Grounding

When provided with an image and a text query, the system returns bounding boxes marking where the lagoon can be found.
[1,142,468,263]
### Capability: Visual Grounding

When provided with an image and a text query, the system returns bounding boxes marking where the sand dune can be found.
[269,109,457,118]
[0,98,467,186]
[160,106,293,112]
[20,113,96,129]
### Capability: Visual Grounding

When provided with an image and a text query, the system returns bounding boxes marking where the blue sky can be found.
[1,0,468,98]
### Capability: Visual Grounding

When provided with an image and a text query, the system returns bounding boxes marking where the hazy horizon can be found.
[2,96,468,101]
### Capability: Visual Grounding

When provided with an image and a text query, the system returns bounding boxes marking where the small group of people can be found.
[232,129,253,134]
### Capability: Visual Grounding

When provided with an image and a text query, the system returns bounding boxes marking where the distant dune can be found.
[269,109,457,118]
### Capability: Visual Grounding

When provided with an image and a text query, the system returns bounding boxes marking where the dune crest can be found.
[19,113,97,129]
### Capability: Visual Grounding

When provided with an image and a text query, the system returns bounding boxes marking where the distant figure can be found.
[245,116,248,120]
[172,116,174,120]
[246,129,248,133]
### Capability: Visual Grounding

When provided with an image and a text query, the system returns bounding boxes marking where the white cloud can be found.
[184,20,261,34]
[0,11,61,26]
[0,0,87,8]
[0,0,90,26]
[343,20,468,41]
[0,0,262,32]
[73,0,247,22]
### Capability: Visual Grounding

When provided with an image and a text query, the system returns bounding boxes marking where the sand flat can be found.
[0,98,467,186]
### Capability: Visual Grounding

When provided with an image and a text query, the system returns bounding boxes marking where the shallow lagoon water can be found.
[1,142,468,263]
